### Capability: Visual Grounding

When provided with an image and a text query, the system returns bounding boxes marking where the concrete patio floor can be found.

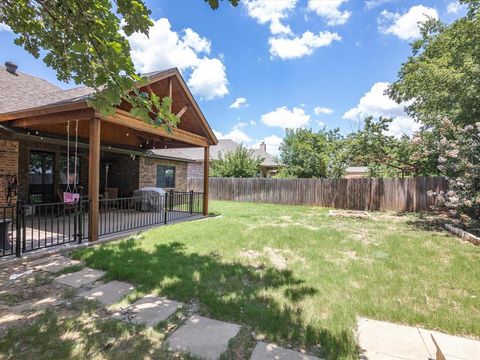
[358,317,480,360]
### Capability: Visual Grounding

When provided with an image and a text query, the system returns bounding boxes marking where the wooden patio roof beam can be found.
[96,109,210,147]
[8,109,94,128]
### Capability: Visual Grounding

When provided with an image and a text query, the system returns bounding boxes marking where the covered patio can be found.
[0,68,217,256]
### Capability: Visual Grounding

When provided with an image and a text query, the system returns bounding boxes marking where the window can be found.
[29,151,54,202]
[156,165,175,188]
[59,153,81,188]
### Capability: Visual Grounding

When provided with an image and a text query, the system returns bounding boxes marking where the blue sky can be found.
[0,0,466,154]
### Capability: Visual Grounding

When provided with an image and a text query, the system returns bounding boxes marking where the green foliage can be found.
[347,117,438,177]
[432,120,480,230]
[389,1,480,227]
[278,128,349,178]
[211,146,263,178]
[0,0,237,130]
[388,1,480,128]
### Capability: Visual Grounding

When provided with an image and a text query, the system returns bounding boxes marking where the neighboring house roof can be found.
[149,139,278,167]
[346,166,368,173]
[0,66,172,114]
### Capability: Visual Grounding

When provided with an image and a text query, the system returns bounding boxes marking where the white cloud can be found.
[269,31,341,59]
[314,106,333,115]
[378,5,439,41]
[261,106,310,129]
[307,0,351,26]
[223,128,252,143]
[253,135,283,156]
[364,0,394,10]
[0,23,12,32]
[214,122,252,143]
[343,82,420,137]
[447,1,465,14]
[243,0,297,35]
[126,18,228,100]
[230,97,248,109]
[182,28,211,53]
[187,58,229,100]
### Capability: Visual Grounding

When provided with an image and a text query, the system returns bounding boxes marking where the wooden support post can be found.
[168,76,172,113]
[88,117,101,242]
[203,146,209,216]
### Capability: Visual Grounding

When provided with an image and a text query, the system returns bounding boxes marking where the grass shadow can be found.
[73,239,357,359]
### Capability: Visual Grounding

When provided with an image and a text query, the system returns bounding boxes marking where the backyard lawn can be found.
[68,200,480,359]
[1,201,478,359]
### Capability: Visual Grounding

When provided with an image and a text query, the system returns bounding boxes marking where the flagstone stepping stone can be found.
[79,281,134,306]
[55,268,105,288]
[112,294,183,327]
[168,315,241,360]
[250,342,322,360]
[33,256,81,273]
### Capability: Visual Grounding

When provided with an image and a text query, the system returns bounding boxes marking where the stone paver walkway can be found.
[79,280,134,306]
[358,317,480,360]
[251,342,322,360]
[55,268,105,288]
[168,315,241,360]
[112,294,183,327]
[32,255,81,273]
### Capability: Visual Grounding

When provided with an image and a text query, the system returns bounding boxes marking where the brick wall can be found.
[187,162,204,179]
[139,157,188,191]
[0,139,19,207]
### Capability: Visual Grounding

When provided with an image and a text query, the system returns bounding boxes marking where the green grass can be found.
[64,201,480,359]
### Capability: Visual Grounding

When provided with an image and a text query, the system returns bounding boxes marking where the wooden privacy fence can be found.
[188,176,448,212]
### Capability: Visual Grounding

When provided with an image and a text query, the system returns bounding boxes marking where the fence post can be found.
[189,190,193,214]
[22,202,26,252]
[15,201,23,257]
[164,192,168,224]
[76,201,83,244]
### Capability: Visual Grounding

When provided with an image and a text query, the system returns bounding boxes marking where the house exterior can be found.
[150,139,279,179]
[344,166,368,178]
[0,62,217,250]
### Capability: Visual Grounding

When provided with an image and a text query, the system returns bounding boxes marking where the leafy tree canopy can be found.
[211,146,263,178]
[388,0,480,128]
[278,128,350,178]
[0,0,238,130]
[347,117,438,177]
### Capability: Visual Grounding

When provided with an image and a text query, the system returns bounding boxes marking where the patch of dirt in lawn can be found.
[243,215,321,232]
[327,250,374,268]
[239,247,305,271]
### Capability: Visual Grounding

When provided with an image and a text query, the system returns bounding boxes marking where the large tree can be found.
[388,0,480,128]
[211,146,263,178]
[278,128,350,178]
[347,117,438,177]
[0,0,238,129]
[389,0,480,228]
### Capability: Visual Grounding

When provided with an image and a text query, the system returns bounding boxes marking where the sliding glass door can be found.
[29,151,55,203]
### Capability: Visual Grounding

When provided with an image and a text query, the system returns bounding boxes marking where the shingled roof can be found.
[149,139,278,167]
[0,66,172,114]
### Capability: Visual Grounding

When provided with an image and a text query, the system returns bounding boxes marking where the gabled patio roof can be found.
[0,65,213,241]
[0,67,218,149]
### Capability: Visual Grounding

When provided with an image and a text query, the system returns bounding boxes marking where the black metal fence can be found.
[0,191,204,258]
[99,191,204,236]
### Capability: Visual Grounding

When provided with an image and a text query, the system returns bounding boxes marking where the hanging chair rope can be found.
[65,121,71,193]
[73,119,79,193]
